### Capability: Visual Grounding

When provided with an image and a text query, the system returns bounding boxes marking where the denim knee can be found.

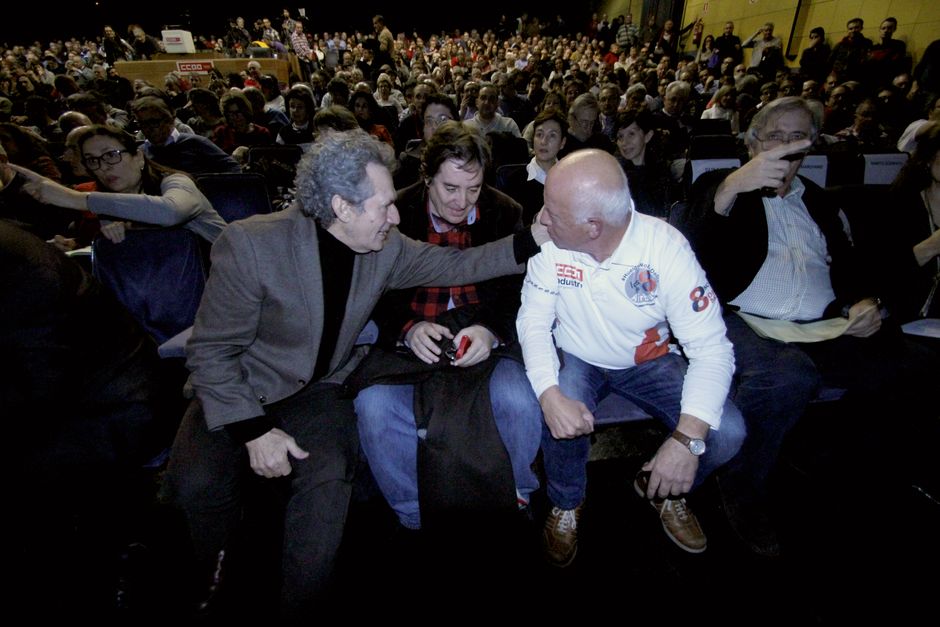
[702,397,746,475]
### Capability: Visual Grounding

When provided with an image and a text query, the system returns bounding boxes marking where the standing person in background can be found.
[715,21,742,66]
[290,21,315,82]
[128,25,163,60]
[373,15,395,69]
[828,18,872,82]
[742,23,782,73]
[101,25,133,66]
[280,9,296,43]
[800,27,831,83]
[227,17,252,58]
[868,18,909,89]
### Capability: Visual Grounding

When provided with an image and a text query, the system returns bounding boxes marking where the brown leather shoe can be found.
[634,474,707,554]
[542,504,583,567]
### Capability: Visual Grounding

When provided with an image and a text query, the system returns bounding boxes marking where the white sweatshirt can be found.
[517,211,734,429]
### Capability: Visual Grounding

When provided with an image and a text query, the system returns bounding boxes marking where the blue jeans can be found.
[542,351,745,510]
[355,357,542,529]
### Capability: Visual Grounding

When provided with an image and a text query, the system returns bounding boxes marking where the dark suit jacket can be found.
[371,183,524,346]
[186,205,528,430]
[683,169,865,319]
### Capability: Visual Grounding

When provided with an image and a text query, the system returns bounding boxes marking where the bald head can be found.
[542,150,632,260]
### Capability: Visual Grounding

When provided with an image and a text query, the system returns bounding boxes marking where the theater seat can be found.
[196,172,274,223]
[92,227,208,345]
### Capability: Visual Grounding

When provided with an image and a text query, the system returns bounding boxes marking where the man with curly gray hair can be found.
[166,129,546,617]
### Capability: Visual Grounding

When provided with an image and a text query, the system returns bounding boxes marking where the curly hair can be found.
[295,129,394,227]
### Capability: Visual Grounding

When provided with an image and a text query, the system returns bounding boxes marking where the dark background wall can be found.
[2,3,612,44]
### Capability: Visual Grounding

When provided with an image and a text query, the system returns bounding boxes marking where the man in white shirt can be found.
[685,97,937,558]
[466,83,522,137]
[742,22,782,69]
[517,150,744,566]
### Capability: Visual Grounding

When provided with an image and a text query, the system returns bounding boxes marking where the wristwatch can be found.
[671,430,706,456]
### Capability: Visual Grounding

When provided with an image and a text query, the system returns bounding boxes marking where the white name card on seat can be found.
[797,154,827,188]
[690,158,740,182]
[863,153,907,185]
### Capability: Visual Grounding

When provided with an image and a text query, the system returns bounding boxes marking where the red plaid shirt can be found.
[401,208,480,335]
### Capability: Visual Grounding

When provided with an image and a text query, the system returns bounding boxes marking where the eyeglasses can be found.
[83,148,130,170]
[754,131,811,146]
[423,113,453,127]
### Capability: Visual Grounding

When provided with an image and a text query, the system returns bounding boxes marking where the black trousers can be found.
[165,382,358,617]
[721,314,937,498]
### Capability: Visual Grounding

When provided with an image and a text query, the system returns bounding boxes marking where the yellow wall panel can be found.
[683,0,940,66]
[805,1,838,30]
[885,0,922,26]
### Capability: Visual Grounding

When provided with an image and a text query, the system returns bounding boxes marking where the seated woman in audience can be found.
[276,85,316,147]
[614,109,678,219]
[701,85,739,133]
[14,124,225,244]
[697,34,720,77]
[214,90,273,154]
[242,87,289,139]
[373,73,404,128]
[186,88,226,142]
[522,90,567,151]
[504,110,567,225]
[349,90,394,147]
[880,123,940,323]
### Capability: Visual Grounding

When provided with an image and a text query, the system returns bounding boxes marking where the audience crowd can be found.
[3,7,938,618]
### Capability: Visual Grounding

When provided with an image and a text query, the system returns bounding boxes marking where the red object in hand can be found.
[454,335,471,360]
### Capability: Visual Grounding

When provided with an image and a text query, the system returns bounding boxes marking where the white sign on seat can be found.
[690,158,741,182]
[797,154,828,188]
[862,153,907,185]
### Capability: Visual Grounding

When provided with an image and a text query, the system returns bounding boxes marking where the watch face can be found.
[689,439,707,456]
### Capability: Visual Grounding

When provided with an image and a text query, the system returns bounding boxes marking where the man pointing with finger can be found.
[685,97,936,556]
[517,149,745,565]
